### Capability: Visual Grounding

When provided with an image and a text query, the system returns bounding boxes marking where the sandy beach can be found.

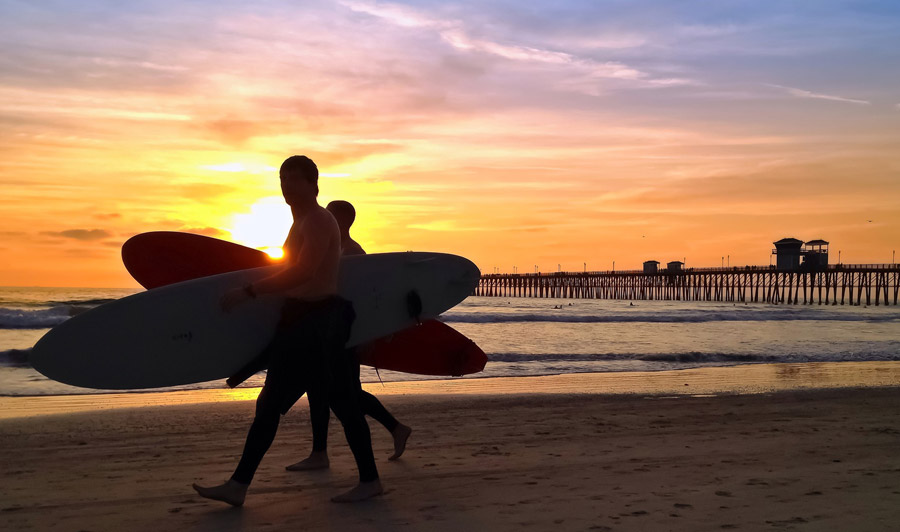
[2,362,899,531]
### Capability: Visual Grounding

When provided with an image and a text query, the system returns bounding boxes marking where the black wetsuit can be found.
[231,297,379,484]
[309,373,399,453]
[310,237,400,443]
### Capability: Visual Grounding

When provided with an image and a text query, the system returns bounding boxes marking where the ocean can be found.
[2,287,899,396]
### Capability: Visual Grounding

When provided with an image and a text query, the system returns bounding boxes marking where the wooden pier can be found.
[476,265,900,306]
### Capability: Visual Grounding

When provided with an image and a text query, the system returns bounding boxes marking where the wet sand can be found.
[1,362,899,531]
[3,361,899,420]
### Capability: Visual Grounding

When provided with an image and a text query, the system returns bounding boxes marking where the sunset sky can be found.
[1,0,898,287]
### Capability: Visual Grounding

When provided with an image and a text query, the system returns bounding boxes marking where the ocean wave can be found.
[441,311,900,324]
[487,351,900,364]
[486,351,775,363]
[0,306,81,329]
[0,348,31,367]
[47,298,118,307]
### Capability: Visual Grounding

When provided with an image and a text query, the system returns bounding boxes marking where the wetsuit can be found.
[306,238,400,450]
[231,297,378,484]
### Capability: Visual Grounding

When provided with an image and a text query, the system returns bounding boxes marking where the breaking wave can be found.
[0,305,95,329]
[441,310,900,324]
[487,350,900,365]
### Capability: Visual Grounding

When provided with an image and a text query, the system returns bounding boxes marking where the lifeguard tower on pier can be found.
[773,238,803,270]
[772,238,829,271]
[802,239,829,270]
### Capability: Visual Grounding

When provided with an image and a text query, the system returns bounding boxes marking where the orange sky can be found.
[1,1,899,287]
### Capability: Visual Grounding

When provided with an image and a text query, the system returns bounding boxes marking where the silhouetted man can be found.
[193,155,382,504]
[284,200,411,472]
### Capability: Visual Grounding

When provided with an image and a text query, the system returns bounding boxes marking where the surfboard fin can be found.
[227,354,268,388]
[406,290,423,324]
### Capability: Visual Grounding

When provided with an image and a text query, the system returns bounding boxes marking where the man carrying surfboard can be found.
[193,155,383,504]
[284,200,412,473]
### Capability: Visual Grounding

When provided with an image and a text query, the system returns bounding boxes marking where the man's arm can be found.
[220,210,335,312]
[280,226,296,264]
[252,210,333,295]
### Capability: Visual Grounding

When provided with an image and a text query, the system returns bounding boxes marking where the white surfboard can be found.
[30,252,479,390]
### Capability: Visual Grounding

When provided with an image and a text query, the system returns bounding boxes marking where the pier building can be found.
[643,261,659,274]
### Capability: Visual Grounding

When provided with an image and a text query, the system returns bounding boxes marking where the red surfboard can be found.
[121,232,486,377]
[122,231,276,289]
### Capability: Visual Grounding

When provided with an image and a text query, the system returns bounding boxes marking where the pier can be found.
[476,265,900,306]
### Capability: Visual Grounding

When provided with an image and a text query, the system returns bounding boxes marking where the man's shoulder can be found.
[343,239,366,256]
[303,206,340,230]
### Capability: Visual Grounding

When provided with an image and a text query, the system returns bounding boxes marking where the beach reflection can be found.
[2,361,898,420]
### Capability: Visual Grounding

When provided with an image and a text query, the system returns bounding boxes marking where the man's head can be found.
[279,155,318,205]
[326,200,356,232]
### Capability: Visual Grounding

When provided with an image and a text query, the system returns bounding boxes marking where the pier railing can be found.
[476,264,900,305]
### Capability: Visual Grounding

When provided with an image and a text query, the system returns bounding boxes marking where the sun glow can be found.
[228,196,292,250]
[263,247,285,260]
[200,162,278,173]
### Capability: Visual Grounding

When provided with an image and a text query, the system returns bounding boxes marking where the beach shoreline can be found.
[2,360,899,420]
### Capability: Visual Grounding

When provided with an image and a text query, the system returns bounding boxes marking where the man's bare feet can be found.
[192,479,248,507]
[285,450,330,471]
[330,479,384,503]
[388,423,412,461]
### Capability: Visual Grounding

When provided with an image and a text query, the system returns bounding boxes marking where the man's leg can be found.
[327,342,382,502]
[193,386,282,506]
[194,304,307,505]
[284,386,332,471]
[359,391,412,460]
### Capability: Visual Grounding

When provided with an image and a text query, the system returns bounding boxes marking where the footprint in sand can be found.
[766,517,809,527]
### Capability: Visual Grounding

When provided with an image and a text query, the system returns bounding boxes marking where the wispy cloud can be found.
[342,0,696,92]
[199,163,277,173]
[767,84,870,105]
[40,229,112,241]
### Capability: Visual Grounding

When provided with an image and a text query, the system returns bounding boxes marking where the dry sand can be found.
[1,362,899,531]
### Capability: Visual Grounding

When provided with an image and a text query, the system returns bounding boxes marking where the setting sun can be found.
[263,247,285,260]
[228,197,293,251]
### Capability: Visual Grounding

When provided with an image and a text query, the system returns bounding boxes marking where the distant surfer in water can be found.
[193,155,382,504]
[284,199,411,472]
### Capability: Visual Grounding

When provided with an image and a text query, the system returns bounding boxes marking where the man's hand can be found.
[221,287,252,313]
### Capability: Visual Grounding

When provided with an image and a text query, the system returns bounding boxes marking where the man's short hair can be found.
[326,200,356,229]
[281,155,318,195]
[280,155,318,182]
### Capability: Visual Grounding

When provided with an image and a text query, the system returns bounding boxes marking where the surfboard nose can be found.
[436,254,480,292]
[461,342,488,374]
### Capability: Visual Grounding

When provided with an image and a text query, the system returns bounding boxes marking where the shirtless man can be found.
[193,155,382,504]
[285,200,411,472]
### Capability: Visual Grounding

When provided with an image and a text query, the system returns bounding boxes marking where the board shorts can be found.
[261,296,356,414]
